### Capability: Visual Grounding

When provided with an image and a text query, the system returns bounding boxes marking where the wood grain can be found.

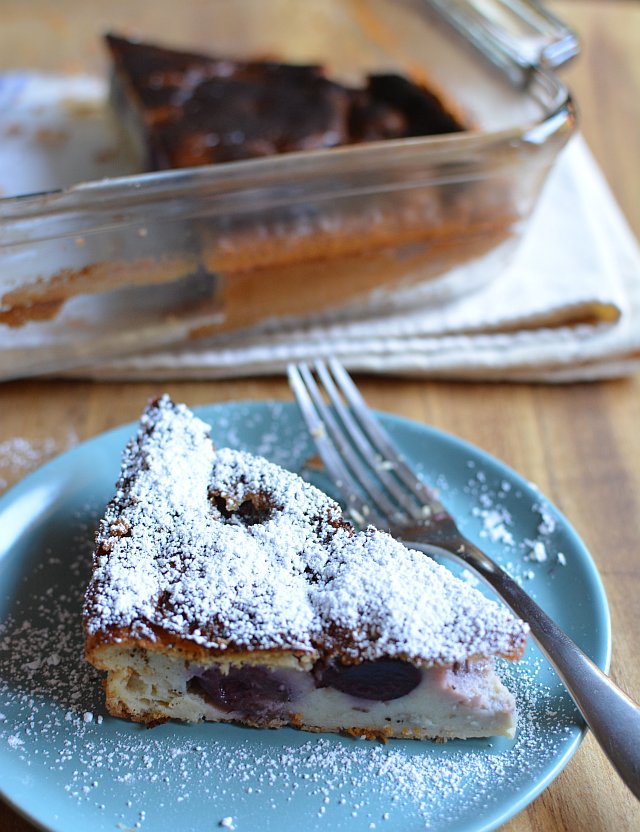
[0,2,639,830]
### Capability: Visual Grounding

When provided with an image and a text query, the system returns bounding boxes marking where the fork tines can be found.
[287,360,437,531]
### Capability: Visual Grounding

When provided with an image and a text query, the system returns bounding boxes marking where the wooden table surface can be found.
[1,1,638,830]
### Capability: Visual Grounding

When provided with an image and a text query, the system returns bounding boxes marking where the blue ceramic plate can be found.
[0,401,610,832]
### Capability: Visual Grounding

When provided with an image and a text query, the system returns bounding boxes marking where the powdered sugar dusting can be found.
[84,396,527,665]
[460,464,570,586]
[0,546,577,831]
[0,400,591,831]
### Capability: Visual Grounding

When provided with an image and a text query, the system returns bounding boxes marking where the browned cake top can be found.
[83,396,527,665]
[105,34,464,169]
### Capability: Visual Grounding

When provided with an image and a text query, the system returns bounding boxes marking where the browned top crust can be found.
[105,33,465,169]
[83,396,528,667]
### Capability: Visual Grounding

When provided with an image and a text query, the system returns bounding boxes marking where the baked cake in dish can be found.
[104,33,465,170]
[101,34,513,339]
[84,396,528,740]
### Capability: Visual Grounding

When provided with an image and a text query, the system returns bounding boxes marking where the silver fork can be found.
[288,359,640,798]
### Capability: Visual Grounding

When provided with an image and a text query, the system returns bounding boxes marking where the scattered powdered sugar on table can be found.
[0,403,581,831]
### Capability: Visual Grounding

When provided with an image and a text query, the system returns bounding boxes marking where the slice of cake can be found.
[104,33,465,170]
[84,396,528,740]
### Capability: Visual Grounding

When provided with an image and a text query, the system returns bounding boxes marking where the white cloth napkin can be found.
[1,73,639,382]
[92,136,640,382]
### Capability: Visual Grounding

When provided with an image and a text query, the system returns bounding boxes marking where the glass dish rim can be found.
[0,68,574,232]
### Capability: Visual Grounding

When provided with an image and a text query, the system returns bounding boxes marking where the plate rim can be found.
[0,398,612,832]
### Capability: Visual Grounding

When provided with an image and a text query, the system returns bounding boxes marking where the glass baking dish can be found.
[0,0,577,380]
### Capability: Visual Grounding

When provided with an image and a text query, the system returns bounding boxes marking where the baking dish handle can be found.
[425,0,579,87]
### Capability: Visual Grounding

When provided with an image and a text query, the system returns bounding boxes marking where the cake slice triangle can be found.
[84,396,528,740]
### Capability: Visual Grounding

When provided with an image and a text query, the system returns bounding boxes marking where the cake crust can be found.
[83,396,528,739]
[104,33,465,170]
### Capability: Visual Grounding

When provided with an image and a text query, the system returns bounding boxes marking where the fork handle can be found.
[415,537,640,799]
